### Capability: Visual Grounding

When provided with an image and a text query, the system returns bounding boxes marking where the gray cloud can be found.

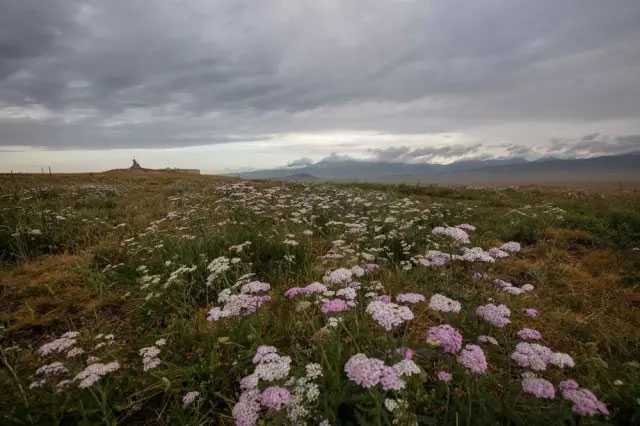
[1,1,640,153]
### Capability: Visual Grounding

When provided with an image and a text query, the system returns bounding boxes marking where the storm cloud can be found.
[1,1,640,171]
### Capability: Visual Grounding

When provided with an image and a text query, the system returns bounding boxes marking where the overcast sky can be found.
[1,0,640,173]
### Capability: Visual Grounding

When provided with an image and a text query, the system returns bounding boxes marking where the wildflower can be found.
[549,352,575,368]
[74,361,120,388]
[437,371,452,383]
[241,281,271,294]
[476,303,511,327]
[66,347,85,358]
[36,362,67,376]
[253,346,278,364]
[366,300,414,330]
[321,298,350,314]
[457,344,488,374]
[140,345,162,371]
[305,363,323,380]
[380,366,405,391]
[396,292,425,304]
[38,332,79,356]
[323,268,353,285]
[559,380,609,416]
[183,391,201,408]
[260,386,292,411]
[344,354,385,388]
[511,342,553,371]
[426,325,463,354]
[254,354,292,382]
[517,328,542,340]
[232,389,261,426]
[456,223,476,231]
[461,247,495,263]
[500,241,521,252]
[432,226,470,244]
[477,335,499,345]
[384,398,399,412]
[524,308,539,317]
[522,375,555,399]
[429,294,462,313]
[392,359,420,377]
[207,294,271,321]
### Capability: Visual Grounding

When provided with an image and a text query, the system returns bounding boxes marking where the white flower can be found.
[182,391,201,408]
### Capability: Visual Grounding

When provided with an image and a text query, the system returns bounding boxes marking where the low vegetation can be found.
[1,173,639,425]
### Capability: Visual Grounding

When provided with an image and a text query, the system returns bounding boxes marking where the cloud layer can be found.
[1,1,640,170]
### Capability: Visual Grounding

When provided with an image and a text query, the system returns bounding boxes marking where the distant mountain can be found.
[235,152,640,185]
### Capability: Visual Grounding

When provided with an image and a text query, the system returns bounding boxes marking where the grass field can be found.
[1,173,639,425]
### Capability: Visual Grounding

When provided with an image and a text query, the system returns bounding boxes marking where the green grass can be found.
[1,173,639,425]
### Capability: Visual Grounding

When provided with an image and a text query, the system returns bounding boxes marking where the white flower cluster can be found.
[38,331,79,356]
[206,256,233,286]
[74,361,120,388]
[428,294,462,313]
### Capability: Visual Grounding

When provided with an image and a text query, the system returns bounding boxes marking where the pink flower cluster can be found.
[365,300,414,331]
[284,282,328,298]
[511,342,575,371]
[521,375,555,399]
[418,250,452,267]
[207,294,271,321]
[321,298,351,314]
[396,292,425,304]
[559,380,609,417]
[344,353,420,391]
[432,226,470,244]
[233,346,294,426]
[476,303,511,327]
[500,241,521,252]
[426,324,463,354]
[460,247,496,263]
[517,328,542,341]
[457,344,488,374]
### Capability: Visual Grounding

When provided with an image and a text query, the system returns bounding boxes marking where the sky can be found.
[1,1,640,173]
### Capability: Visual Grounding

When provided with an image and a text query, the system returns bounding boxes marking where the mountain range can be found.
[235,152,640,185]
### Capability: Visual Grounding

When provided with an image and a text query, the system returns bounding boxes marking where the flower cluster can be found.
[559,380,608,417]
[344,353,420,391]
[428,294,461,313]
[207,278,271,322]
[494,279,534,295]
[396,292,425,304]
[521,373,555,399]
[139,338,166,371]
[517,328,542,341]
[431,226,470,244]
[457,344,488,374]
[426,324,463,354]
[511,342,575,371]
[74,361,120,388]
[366,300,414,331]
[38,331,79,356]
[476,303,511,327]
[233,346,323,425]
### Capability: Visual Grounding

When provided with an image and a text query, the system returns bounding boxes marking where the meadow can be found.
[1,172,639,425]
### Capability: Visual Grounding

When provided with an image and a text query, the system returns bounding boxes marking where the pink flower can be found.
[380,366,405,391]
[437,371,452,383]
[524,308,539,318]
[396,293,426,304]
[284,287,304,298]
[522,376,555,399]
[260,386,291,411]
[344,354,385,388]
[232,389,261,426]
[426,324,463,354]
[559,380,609,416]
[321,298,350,314]
[517,328,542,341]
[366,300,414,331]
[457,344,488,374]
[476,303,511,327]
